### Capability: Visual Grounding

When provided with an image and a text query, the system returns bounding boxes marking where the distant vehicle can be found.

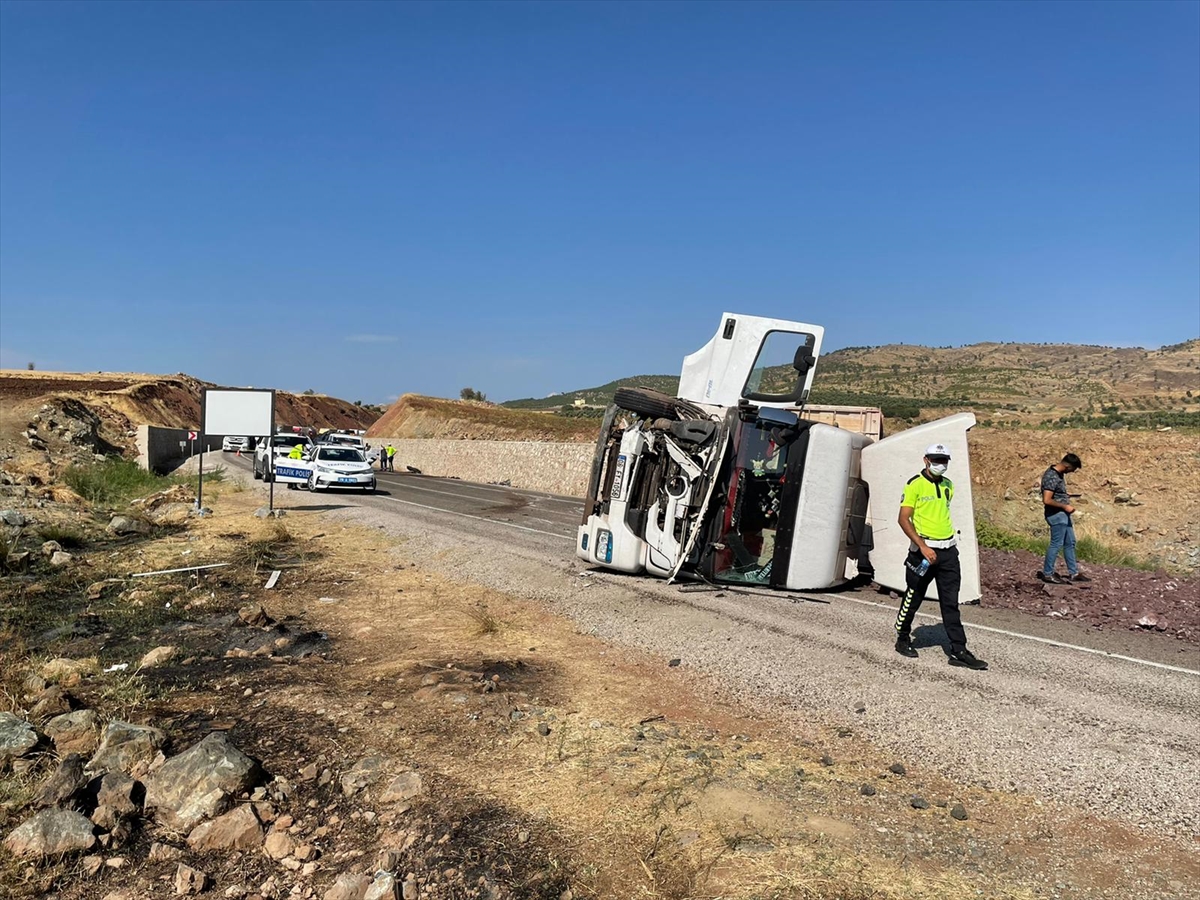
[304,444,376,493]
[221,435,252,453]
[318,431,369,449]
[317,431,374,461]
[253,434,314,482]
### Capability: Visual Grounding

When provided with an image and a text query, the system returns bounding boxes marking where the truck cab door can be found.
[677,313,824,409]
[859,413,981,604]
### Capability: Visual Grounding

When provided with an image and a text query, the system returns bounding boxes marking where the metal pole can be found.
[197,438,204,511]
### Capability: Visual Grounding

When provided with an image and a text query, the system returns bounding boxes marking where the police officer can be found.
[288,443,305,460]
[386,444,396,471]
[894,443,988,670]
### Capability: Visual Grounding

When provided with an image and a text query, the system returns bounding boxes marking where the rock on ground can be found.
[108,515,152,536]
[39,656,99,687]
[175,863,209,895]
[145,732,262,831]
[97,771,143,814]
[33,753,89,808]
[139,645,178,669]
[187,804,263,851]
[365,873,400,900]
[0,712,39,765]
[45,708,101,756]
[3,807,97,858]
[340,755,387,797]
[28,685,73,721]
[86,721,167,777]
[324,873,373,900]
[380,771,424,803]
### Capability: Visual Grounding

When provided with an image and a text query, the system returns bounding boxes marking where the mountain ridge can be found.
[500,338,1200,426]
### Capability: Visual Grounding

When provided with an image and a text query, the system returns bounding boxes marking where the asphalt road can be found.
[218,452,1200,837]
[235,455,1197,671]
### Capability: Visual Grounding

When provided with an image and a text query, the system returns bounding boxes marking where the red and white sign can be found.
[187,431,198,440]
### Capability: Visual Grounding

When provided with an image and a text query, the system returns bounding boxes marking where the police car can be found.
[253,434,314,482]
[298,444,376,493]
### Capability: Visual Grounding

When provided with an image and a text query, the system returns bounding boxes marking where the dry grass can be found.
[464,604,502,636]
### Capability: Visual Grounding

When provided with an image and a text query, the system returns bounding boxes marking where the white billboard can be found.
[202,389,274,437]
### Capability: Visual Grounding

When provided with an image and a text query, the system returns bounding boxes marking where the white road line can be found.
[370,488,1199,678]
[840,595,1200,677]
[378,494,567,539]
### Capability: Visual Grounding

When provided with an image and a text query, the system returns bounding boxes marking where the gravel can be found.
[246,470,1200,841]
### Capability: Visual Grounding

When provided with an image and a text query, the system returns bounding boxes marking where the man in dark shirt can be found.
[1039,453,1088,584]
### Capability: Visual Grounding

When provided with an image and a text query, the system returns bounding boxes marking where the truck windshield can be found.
[710,420,791,585]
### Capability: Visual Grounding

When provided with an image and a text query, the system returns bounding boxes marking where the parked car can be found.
[253,434,314,482]
[221,435,252,453]
[304,444,376,493]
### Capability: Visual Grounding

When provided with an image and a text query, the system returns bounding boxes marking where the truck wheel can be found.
[614,387,683,420]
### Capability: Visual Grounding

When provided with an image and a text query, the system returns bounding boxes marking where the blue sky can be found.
[1,1,1197,404]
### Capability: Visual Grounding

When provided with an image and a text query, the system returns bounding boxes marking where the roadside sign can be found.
[188,430,198,440]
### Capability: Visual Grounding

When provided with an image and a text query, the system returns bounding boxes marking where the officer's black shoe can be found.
[895,637,918,658]
[948,649,988,671]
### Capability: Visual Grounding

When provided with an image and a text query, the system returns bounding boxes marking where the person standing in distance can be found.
[1039,453,1088,584]
[894,443,988,670]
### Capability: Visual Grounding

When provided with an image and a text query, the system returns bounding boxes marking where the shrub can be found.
[63,457,221,508]
[35,524,86,549]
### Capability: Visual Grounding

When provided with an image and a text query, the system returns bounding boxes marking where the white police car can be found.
[303,445,376,493]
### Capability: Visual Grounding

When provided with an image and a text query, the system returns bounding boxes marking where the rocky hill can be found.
[502,339,1200,427]
[367,394,597,442]
[0,370,376,464]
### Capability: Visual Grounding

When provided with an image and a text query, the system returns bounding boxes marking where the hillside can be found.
[501,339,1200,427]
[368,394,598,442]
[0,370,376,461]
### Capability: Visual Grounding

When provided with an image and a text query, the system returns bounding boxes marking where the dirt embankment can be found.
[968,428,1200,571]
[0,370,376,461]
[367,394,597,443]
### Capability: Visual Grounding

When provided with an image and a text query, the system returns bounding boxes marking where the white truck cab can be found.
[577,313,979,601]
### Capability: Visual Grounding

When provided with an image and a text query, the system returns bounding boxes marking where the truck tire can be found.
[613,388,683,420]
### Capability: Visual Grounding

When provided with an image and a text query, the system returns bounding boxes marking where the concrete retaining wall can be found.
[136,426,217,474]
[378,438,593,497]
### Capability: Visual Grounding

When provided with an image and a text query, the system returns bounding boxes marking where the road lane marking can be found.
[840,595,1200,677]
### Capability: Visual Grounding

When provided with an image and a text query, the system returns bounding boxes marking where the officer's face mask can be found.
[927,459,949,477]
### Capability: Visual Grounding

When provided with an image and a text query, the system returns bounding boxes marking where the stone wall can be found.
[377,438,593,497]
[136,426,216,474]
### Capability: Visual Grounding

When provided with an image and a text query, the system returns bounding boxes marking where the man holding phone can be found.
[1039,453,1089,584]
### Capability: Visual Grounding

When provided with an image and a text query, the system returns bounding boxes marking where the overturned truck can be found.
[577,313,981,602]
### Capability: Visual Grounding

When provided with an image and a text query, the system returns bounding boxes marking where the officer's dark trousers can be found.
[894,545,967,653]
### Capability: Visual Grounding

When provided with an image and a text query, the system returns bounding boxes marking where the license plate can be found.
[337,477,357,484]
[596,529,613,564]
